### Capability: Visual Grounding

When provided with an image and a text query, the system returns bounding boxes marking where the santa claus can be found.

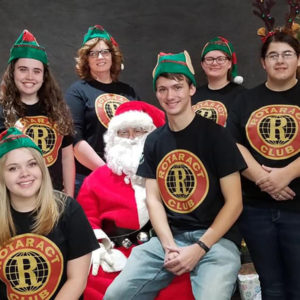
[78,101,194,300]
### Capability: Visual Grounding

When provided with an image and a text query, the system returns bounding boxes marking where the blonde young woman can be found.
[0,127,99,300]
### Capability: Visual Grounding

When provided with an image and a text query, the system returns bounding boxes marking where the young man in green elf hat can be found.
[104,50,247,300]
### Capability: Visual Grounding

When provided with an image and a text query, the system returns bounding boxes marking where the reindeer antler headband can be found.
[252,0,300,42]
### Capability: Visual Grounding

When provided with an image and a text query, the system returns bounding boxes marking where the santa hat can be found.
[82,24,119,47]
[152,50,196,90]
[107,101,165,134]
[8,29,48,65]
[0,127,42,158]
[201,36,243,84]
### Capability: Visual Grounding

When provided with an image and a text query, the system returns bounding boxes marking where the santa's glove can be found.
[91,243,114,275]
[92,229,128,274]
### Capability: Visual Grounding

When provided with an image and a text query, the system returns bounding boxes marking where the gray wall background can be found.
[0,0,289,105]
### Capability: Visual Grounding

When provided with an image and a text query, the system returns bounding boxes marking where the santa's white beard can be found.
[106,136,146,184]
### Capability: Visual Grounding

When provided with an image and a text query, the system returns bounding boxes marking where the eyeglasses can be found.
[265,51,297,62]
[117,127,148,139]
[88,49,111,58]
[203,56,230,65]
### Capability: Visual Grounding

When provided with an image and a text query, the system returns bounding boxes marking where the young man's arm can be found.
[164,171,243,276]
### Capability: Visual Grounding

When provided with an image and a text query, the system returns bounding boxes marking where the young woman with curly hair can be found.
[0,29,75,196]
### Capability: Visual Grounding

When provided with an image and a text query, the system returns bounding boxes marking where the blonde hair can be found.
[75,37,123,82]
[0,147,65,246]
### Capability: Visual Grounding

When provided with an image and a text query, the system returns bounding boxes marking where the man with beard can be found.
[77,101,194,300]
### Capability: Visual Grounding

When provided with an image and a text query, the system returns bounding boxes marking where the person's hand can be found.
[91,243,114,276]
[256,165,295,194]
[163,244,205,276]
[164,246,180,264]
[270,186,295,201]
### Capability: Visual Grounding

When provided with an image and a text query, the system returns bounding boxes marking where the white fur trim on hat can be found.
[108,110,156,132]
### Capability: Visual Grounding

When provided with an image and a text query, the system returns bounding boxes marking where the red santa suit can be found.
[78,101,194,300]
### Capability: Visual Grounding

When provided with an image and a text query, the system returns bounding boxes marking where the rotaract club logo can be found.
[15,116,63,167]
[192,100,227,127]
[0,233,63,300]
[157,150,209,214]
[95,93,129,128]
[246,104,300,160]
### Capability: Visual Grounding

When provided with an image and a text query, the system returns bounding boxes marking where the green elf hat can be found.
[0,127,42,159]
[82,24,119,47]
[201,36,243,84]
[152,50,196,90]
[8,29,48,65]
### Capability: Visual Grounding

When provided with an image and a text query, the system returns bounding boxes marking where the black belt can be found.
[103,220,154,248]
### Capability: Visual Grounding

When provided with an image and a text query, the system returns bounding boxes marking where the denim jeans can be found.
[104,229,240,300]
[74,173,86,199]
[239,205,300,300]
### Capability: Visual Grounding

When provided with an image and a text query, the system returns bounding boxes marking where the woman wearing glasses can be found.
[65,25,138,196]
[228,29,300,299]
[192,36,244,127]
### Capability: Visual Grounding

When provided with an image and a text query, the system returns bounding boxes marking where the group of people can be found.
[0,1,299,299]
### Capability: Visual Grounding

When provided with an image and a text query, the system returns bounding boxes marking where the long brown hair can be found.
[0,60,74,135]
[75,37,123,82]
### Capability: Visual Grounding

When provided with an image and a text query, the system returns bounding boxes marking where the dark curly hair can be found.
[75,37,123,82]
[0,60,74,135]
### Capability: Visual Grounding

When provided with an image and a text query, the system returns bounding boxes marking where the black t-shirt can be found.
[227,82,300,211]
[137,114,247,245]
[65,79,138,176]
[192,82,245,126]
[0,103,73,191]
[0,193,99,300]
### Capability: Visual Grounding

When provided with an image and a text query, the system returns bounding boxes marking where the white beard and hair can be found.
[104,134,148,185]
[104,132,150,227]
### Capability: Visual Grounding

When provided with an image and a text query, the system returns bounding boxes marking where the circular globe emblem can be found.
[259,115,296,146]
[5,251,48,293]
[104,101,120,119]
[196,108,218,123]
[246,105,300,160]
[26,126,56,155]
[192,100,227,126]
[95,93,129,128]
[0,234,63,299]
[167,164,195,199]
[157,150,209,213]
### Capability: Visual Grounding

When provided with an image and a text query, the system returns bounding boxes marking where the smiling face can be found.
[261,41,300,86]
[201,50,232,81]
[14,58,44,103]
[155,75,196,117]
[3,148,42,207]
[88,40,112,78]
